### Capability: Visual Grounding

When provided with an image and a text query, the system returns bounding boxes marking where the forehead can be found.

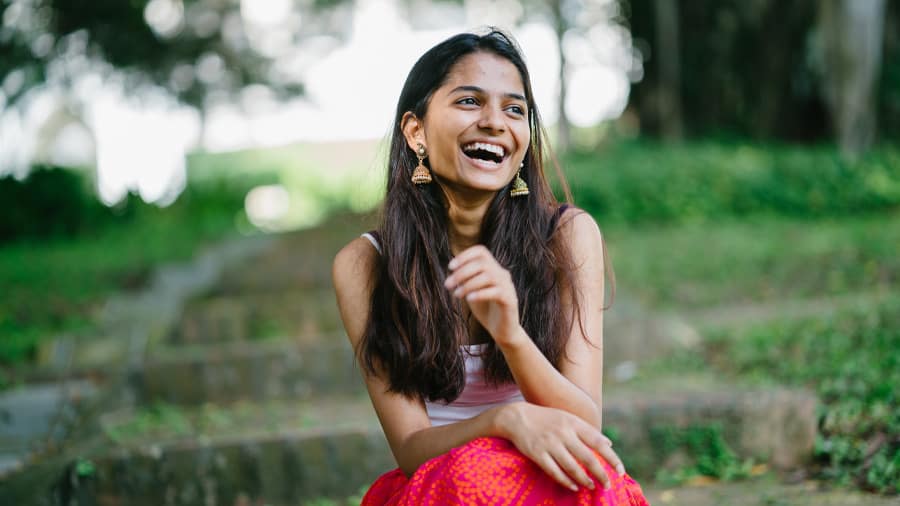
[441,52,525,96]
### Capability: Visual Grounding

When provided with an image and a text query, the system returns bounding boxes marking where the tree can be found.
[653,0,682,141]
[819,0,887,158]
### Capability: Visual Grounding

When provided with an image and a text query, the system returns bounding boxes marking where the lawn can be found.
[605,213,900,494]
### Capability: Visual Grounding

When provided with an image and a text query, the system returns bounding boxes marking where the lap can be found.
[362,437,648,506]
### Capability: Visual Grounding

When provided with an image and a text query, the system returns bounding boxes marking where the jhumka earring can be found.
[411,142,432,184]
[510,161,529,197]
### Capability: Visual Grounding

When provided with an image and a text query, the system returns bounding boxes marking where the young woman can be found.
[332,29,649,505]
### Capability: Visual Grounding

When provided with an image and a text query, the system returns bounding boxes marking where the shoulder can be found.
[332,236,380,294]
[555,206,603,260]
[332,236,381,345]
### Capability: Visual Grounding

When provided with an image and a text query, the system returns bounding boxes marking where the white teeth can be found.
[462,142,505,158]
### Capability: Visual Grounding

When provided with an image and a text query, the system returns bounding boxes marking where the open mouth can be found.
[461,141,507,166]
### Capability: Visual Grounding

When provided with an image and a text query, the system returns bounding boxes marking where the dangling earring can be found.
[411,142,432,184]
[510,161,529,197]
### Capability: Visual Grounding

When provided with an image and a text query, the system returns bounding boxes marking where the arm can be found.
[333,235,621,490]
[332,238,504,475]
[444,210,607,427]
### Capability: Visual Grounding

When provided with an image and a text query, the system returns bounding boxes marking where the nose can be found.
[477,103,505,133]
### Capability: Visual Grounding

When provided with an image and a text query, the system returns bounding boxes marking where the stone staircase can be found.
[1,213,825,505]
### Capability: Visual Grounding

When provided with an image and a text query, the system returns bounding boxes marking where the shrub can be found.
[563,142,900,224]
[705,296,900,493]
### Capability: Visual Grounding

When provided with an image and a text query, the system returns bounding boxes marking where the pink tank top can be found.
[424,343,525,426]
[360,234,525,426]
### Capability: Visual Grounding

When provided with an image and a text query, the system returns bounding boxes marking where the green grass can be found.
[566,141,900,225]
[0,205,238,366]
[701,297,900,494]
[603,212,900,309]
[605,213,900,494]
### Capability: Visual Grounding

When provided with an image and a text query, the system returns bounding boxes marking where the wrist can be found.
[491,402,524,440]
[495,324,529,351]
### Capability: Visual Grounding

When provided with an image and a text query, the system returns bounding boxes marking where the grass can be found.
[0,204,238,367]
[701,297,900,494]
[604,213,900,494]
[603,212,900,309]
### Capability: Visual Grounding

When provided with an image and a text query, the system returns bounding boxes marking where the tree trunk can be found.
[654,0,683,141]
[550,0,571,153]
[820,0,886,158]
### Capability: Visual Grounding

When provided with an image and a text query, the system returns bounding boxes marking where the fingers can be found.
[582,430,625,476]
[445,266,492,297]
[444,248,511,301]
[567,439,610,489]
[536,453,580,492]
[596,443,626,477]
[558,443,598,490]
[447,244,491,271]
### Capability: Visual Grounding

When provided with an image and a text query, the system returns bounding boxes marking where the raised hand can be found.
[444,245,522,346]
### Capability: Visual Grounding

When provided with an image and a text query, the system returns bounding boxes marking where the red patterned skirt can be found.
[362,437,650,505]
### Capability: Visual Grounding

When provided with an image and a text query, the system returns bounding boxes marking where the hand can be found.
[497,402,625,492]
[444,245,522,345]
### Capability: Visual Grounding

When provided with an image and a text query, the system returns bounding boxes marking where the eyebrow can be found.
[450,85,526,102]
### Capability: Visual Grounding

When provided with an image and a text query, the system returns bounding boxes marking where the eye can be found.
[456,97,479,106]
[507,105,526,116]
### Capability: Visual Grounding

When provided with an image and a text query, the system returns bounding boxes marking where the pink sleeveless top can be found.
[360,234,525,426]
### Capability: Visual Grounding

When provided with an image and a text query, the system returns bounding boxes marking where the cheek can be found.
[515,126,531,157]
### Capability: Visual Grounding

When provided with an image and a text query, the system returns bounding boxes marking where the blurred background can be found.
[1,0,898,504]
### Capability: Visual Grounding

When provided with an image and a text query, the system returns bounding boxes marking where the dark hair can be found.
[358,29,596,402]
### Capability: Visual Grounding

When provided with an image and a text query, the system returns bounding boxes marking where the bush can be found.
[563,142,900,224]
[705,296,900,494]
[0,166,127,243]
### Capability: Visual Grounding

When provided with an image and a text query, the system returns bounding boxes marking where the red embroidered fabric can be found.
[362,437,650,506]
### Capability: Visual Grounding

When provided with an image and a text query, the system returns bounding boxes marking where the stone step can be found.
[211,215,374,295]
[169,288,343,345]
[0,380,99,478]
[603,382,818,478]
[643,475,898,506]
[37,376,819,506]
[60,397,391,506]
[138,339,361,405]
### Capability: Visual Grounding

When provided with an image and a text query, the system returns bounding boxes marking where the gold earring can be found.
[510,161,529,197]
[411,142,432,184]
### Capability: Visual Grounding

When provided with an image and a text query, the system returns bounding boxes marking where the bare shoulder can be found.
[332,236,381,346]
[556,206,604,264]
[333,236,379,287]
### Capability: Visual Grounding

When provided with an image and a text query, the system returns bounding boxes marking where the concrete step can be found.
[0,380,99,478]
[604,380,818,478]
[169,288,343,345]
[62,397,391,506]
[138,339,361,405]
[643,475,898,506]
[40,374,819,506]
[212,215,373,295]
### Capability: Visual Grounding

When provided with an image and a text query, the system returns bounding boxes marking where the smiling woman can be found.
[332,29,649,505]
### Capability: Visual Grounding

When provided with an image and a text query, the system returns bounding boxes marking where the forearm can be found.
[394,404,509,476]
[499,326,602,428]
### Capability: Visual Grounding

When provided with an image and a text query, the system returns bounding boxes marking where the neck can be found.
[444,190,494,255]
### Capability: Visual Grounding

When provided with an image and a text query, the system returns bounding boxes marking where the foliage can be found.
[603,213,900,309]
[650,423,754,485]
[0,176,247,365]
[0,0,302,109]
[703,297,900,494]
[0,166,125,243]
[565,141,900,225]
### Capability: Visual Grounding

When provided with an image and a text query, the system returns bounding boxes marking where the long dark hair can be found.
[358,29,597,403]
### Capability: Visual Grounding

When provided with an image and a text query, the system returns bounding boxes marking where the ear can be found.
[401,112,425,153]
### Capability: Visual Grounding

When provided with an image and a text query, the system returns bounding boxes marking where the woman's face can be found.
[407,51,531,195]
